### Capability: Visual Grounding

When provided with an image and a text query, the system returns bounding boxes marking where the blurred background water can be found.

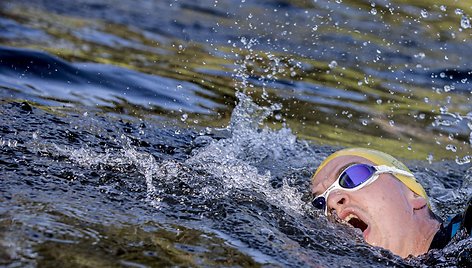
[0,0,471,267]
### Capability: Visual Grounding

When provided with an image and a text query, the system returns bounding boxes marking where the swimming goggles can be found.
[312,163,414,216]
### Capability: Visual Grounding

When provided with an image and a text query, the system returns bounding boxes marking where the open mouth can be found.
[344,214,368,232]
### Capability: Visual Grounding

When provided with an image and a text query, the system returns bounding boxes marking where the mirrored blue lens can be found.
[312,196,326,210]
[339,164,376,189]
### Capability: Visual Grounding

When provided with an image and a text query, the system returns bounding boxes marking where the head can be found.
[311,148,441,258]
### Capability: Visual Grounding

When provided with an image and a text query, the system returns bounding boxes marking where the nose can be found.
[326,190,350,215]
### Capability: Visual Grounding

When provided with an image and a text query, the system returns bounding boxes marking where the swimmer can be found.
[310,148,471,258]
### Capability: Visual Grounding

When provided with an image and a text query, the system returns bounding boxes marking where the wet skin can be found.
[311,155,440,258]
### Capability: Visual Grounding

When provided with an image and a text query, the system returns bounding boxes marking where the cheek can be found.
[369,182,414,225]
[366,180,411,214]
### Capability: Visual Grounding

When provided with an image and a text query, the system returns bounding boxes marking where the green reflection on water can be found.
[0,196,263,267]
[34,220,261,267]
[0,3,470,161]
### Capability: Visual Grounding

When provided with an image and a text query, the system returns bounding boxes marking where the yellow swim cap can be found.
[313,148,430,207]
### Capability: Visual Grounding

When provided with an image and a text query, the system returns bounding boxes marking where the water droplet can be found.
[312,25,318,31]
[455,155,471,165]
[181,113,188,122]
[427,153,434,164]
[83,112,88,117]
[445,144,457,152]
[407,145,412,151]
[448,133,455,140]
[335,0,343,3]
[421,10,429,18]
[461,16,471,29]
[370,8,377,15]
[461,78,468,83]
[389,120,395,126]
[376,99,382,104]
[414,52,426,59]
[424,97,429,103]
[328,60,338,69]
[444,85,452,92]
[419,113,426,120]
[275,114,282,120]
[455,9,463,15]
[440,72,446,78]
[361,120,368,126]
[177,84,183,89]
[440,5,447,12]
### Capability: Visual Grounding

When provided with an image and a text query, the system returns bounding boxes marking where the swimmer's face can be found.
[311,155,428,258]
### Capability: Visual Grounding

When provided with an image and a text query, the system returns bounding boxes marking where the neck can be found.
[409,217,441,257]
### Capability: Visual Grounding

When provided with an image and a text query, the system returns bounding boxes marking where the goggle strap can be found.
[375,165,414,177]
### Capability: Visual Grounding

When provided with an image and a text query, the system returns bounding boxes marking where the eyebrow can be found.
[334,163,354,180]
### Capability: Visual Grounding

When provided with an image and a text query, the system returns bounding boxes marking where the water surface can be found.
[1,0,472,267]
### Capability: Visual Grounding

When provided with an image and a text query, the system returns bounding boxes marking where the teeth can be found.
[344,214,359,222]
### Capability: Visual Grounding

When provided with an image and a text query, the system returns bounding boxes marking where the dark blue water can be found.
[0,46,219,114]
[1,0,472,267]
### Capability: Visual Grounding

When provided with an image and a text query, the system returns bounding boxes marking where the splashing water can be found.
[53,139,164,208]
[186,92,316,214]
[434,111,472,164]
[233,37,259,93]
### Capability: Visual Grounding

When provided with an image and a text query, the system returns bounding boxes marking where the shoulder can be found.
[429,197,472,250]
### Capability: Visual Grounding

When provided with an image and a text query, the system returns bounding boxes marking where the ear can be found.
[408,191,428,211]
